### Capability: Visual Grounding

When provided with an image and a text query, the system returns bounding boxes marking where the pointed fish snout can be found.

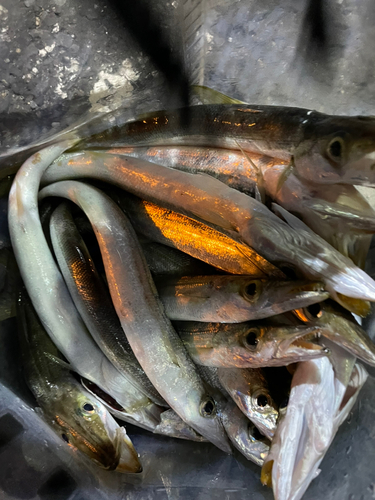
[274,326,330,360]
[280,281,329,306]
[114,428,143,474]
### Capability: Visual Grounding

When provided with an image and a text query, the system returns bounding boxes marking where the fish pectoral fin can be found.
[44,352,72,371]
[191,85,247,104]
[275,161,294,194]
[272,203,314,234]
[254,185,263,204]
[235,140,266,204]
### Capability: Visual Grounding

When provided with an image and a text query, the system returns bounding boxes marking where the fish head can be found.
[222,401,270,465]
[294,117,375,185]
[51,385,141,472]
[240,323,329,366]
[294,300,375,367]
[241,385,279,440]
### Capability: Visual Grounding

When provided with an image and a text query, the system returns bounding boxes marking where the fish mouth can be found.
[275,326,330,360]
[278,281,329,309]
[81,377,162,429]
[319,320,375,368]
[342,152,375,186]
[113,427,143,473]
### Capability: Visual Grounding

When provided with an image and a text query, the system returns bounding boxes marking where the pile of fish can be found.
[4,86,375,499]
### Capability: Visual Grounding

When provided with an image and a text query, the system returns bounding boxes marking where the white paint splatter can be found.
[38,48,47,57]
[45,42,55,53]
[55,81,67,99]
[89,59,139,112]
[0,5,8,21]
[52,23,60,33]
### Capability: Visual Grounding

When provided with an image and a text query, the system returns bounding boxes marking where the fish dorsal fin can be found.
[191,85,247,104]
[272,203,314,234]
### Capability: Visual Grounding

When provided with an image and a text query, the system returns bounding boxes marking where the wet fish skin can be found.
[141,241,216,277]
[39,180,231,454]
[157,275,329,322]
[175,321,329,368]
[294,300,375,367]
[7,143,160,430]
[106,146,259,195]
[49,201,166,407]
[77,105,375,185]
[264,165,375,267]
[76,104,313,157]
[222,400,270,466]
[116,194,278,277]
[17,291,141,473]
[79,105,375,187]
[81,357,213,443]
[110,146,375,270]
[197,365,270,465]
[111,147,375,269]
[49,199,220,443]
[217,367,278,440]
[41,151,375,301]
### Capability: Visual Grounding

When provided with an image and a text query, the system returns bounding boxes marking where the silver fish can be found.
[217,367,278,440]
[38,179,231,453]
[8,143,160,431]
[41,151,375,301]
[175,321,329,368]
[76,98,375,188]
[157,275,329,322]
[17,290,141,473]
[49,201,166,407]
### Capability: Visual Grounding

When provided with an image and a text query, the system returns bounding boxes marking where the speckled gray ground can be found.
[1,1,375,499]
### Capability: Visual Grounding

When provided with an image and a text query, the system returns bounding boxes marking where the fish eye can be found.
[304,303,323,320]
[280,397,289,409]
[82,402,95,413]
[242,281,261,301]
[256,394,270,408]
[327,137,345,163]
[242,328,259,350]
[200,397,217,418]
[61,433,69,443]
[248,423,263,441]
